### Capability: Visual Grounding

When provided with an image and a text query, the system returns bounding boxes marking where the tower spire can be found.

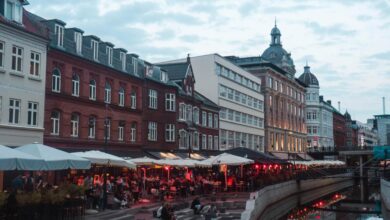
[275,17,277,27]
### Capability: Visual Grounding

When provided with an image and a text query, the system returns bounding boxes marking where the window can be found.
[105,118,111,140]
[107,46,113,66]
[220,108,226,119]
[202,134,207,149]
[74,32,82,54]
[131,122,137,142]
[193,132,199,149]
[118,87,125,106]
[202,111,207,126]
[165,124,175,142]
[214,136,219,150]
[29,52,40,76]
[89,80,96,100]
[118,122,124,141]
[132,57,138,74]
[11,45,22,72]
[55,24,64,47]
[179,130,187,149]
[148,122,157,141]
[312,111,317,120]
[179,103,186,120]
[8,99,20,124]
[6,1,22,22]
[268,77,273,88]
[27,102,38,126]
[161,71,168,82]
[88,116,96,138]
[220,130,226,149]
[104,82,111,103]
[52,69,61,92]
[208,135,213,150]
[193,107,199,124]
[130,90,137,109]
[70,113,79,137]
[72,74,80,97]
[219,85,226,97]
[165,93,175,111]
[0,41,4,68]
[186,105,192,122]
[120,52,126,71]
[208,113,213,127]
[51,111,60,135]
[92,40,99,61]
[149,89,157,109]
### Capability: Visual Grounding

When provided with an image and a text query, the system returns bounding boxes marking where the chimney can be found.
[338,101,341,112]
[319,95,324,101]
[327,100,331,105]
[383,97,386,114]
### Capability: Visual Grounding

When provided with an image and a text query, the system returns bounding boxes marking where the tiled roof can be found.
[158,62,189,80]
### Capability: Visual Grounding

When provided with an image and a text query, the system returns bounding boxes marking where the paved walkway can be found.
[84,192,249,220]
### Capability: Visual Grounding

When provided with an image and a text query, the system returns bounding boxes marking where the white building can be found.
[374,114,390,146]
[158,54,265,151]
[298,64,334,151]
[355,121,379,147]
[0,1,48,146]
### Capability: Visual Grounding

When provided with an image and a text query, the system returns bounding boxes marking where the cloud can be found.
[305,22,356,37]
[368,51,390,61]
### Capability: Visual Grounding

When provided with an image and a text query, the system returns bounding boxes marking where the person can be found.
[191,197,202,214]
[11,175,24,191]
[5,189,18,219]
[208,204,218,220]
[160,202,174,220]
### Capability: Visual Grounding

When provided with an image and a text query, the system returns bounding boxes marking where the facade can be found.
[34,16,150,155]
[298,65,334,151]
[158,57,220,152]
[332,107,346,149]
[354,121,379,148]
[0,3,48,147]
[345,111,358,148]
[374,114,390,146]
[227,24,306,153]
[159,54,265,152]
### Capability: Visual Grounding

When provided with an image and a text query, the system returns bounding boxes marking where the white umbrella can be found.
[156,158,199,168]
[72,150,136,169]
[128,157,157,166]
[16,143,91,170]
[0,145,46,170]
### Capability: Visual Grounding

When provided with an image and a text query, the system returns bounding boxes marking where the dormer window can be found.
[5,0,22,23]
[120,52,126,71]
[161,71,168,83]
[55,24,64,47]
[91,40,99,61]
[106,46,113,66]
[74,32,82,54]
[132,57,138,74]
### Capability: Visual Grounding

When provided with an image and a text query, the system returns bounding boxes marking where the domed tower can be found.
[299,63,319,104]
[261,22,296,77]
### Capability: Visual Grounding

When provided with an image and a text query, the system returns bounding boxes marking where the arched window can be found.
[50,111,60,135]
[89,80,96,100]
[130,90,137,109]
[118,87,125,106]
[70,113,79,137]
[52,69,61,92]
[105,117,111,140]
[130,122,136,142]
[88,116,96,138]
[104,82,111,103]
[72,74,80,97]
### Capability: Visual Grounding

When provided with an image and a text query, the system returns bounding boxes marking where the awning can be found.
[155,158,199,168]
[196,153,254,166]
[271,152,290,160]
[147,151,181,159]
[0,145,46,171]
[225,147,287,164]
[128,157,157,166]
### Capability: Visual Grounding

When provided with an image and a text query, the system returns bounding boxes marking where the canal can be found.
[283,178,382,220]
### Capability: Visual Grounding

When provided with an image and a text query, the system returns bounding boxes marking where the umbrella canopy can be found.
[155,158,200,168]
[129,157,157,166]
[72,150,136,169]
[196,153,254,166]
[225,147,288,164]
[0,145,46,171]
[289,160,345,166]
[16,143,91,170]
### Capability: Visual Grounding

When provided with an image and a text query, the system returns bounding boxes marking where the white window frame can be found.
[72,74,80,97]
[51,111,60,135]
[5,0,22,23]
[27,101,38,127]
[214,136,219,150]
[214,114,218,128]
[52,69,61,93]
[202,111,207,126]
[186,105,193,122]
[179,130,187,149]
[165,93,175,112]
[105,118,111,140]
[148,122,157,141]
[118,87,125,107]
[0,41,4,68]
[29,51,40,76]
[92,40,99,61]
[132,57,138,74]
[8,98,20,124]
[148,89,157,109]
[202,134,207,149]
[74,32,83,54]
[130,90,137,109]
[165,124,175,142]
[54,24,64,47]
[131,123,137,142]
[120,52,126,71]
[70,113,79,137]
[179,103,186,121]
[208,113,213,128]
[118,124,124,141]
[88,117,96,138]
[89,80,96,100]
[208,135,213,150]
[11,45,23,72]
[193,107,199,124]
[107,46,113,66]
[193,131,199,150]
[104,82,111,104]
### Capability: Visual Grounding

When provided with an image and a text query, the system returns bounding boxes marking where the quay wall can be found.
[241,173,354,220]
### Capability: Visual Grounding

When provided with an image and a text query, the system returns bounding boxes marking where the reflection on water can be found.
[285,184,383,220]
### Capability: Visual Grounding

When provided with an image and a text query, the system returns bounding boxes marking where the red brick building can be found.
[332,109,346,149]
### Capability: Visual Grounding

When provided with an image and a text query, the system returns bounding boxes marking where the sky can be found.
[27,0,390,122]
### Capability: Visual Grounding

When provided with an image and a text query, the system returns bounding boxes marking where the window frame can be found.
[130,122,137,142]
[11,45,23,72]
[165,93,176,112]
[0,41,4,68]
[104,82,111,104]
[130,90,137,109]
[27,101,38,127]
[165,124,175,142]
[72,74,80,97]
[208,135,213,150]
[51,111,60,135]
[52,69,61,93]
[89,80,96,100]
[88,116,96,138]
[70,113,79,137]
[120,52,126,71]
[118,87,125,107]
[54,24,64,48]
[29,51,40,77]
[148,121,157,141]
[148,89,158,109]
[8,98,20,124]
[74,32,83,54]
[91,40,99,61]
[107,46,113,66]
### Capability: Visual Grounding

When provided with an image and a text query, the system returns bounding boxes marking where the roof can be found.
[194,91,219,109]
[158,62,189,81]
[298,65,319,86]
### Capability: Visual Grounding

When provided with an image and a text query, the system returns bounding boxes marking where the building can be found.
[0,2,48,146]
[158,54,265,152]
[227,24,306,155]
[29,15,151,155]
[373,114,390,146]
[354,121,378,148]
[298,65,334,151]
[331,105,346,150]
[158,56,220,153]
[345,111,358,148]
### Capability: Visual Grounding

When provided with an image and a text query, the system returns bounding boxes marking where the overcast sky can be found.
[27,0,390,122]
